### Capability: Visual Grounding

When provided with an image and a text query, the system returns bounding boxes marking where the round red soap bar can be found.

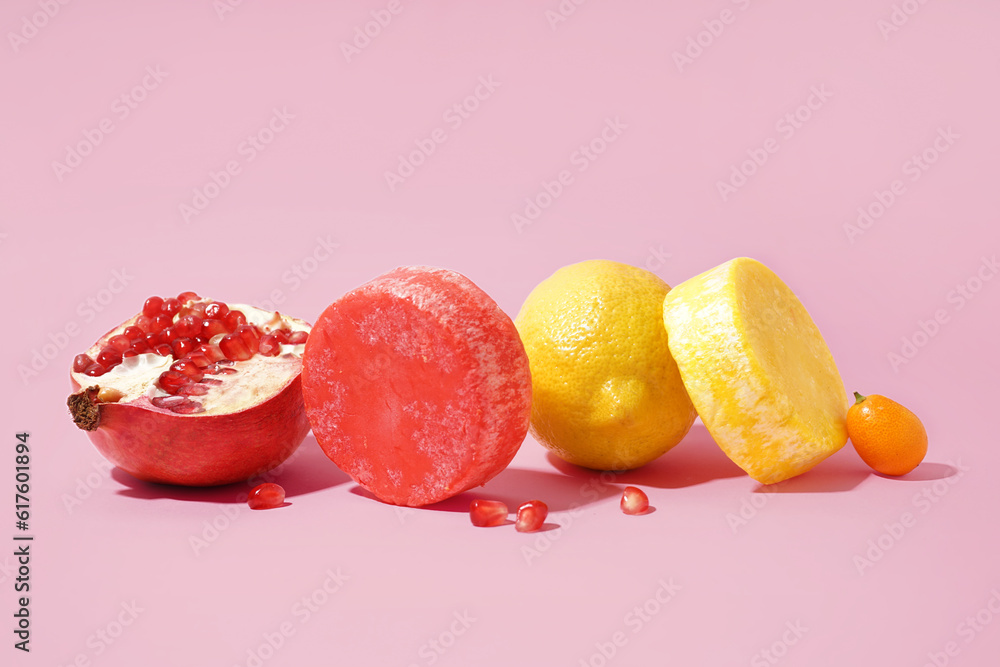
[302,266,532,507]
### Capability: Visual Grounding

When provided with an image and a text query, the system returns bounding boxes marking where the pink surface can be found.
[2,1,998,665]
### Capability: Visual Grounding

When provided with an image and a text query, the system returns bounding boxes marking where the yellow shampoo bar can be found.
[662,258,848,484]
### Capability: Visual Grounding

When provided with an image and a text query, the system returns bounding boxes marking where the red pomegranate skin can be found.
[71,375,309,487]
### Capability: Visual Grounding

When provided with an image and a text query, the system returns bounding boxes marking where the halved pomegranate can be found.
[67,292,312,486]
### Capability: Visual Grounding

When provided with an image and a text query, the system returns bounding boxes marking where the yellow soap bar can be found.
[662,258,848,484]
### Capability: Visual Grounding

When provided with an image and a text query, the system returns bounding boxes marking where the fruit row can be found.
[66,259,927,515]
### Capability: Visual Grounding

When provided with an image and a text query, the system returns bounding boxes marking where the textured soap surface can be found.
[662,257,848,484]
[302,266,532,506]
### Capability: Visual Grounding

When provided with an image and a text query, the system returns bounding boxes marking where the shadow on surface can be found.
[751,448,871,494]
[390,465,623,514]
[113,436,350,503]
[878,462,957,482]
[542,424,743,490]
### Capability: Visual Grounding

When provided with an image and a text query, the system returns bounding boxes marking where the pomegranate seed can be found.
[84,363,106,377]
[171,338,195,358]
[288,331,308,345]
[193,336,209,346]
[173,315,202,339]
[154,344,173,356]
[108,334,131,352]
[205,363,238,375]
[201,319,228,339]
[123,350,138,358]
[236,325,260,354]
[515,500,549,533]
[96,348,123,367]
[201,377,223,385]
[164,327,182,343]
[259,334,282,357]
[224,310,247,332]
[469,499,508,527]
[130,338,150,354]
[169,400,204,414]
[161,298,181,317]
[217,359,235,366]
[220,333,252,361]
[219,335,252,362]
[73,354,93,373]
[171,360,204,381]
[158,370,191,394]
[185,352,211,368]
[183,302,208,319]
[150,314,172,333]
[271,329,289,344]
[176,291,199,303]
[204,302,229,319]
[196,344,226,362]
[135,315,153,332]
[248,483,286,510]
[151,395,186,409]
[123,326,144,341]
[142,296,163,318]
[621,486,650,515]
[177,383,209,396]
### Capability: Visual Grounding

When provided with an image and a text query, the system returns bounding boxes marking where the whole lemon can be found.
[515,260,696,470]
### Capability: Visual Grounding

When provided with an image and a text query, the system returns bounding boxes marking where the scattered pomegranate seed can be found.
[84,363,105,377]
[154,343,173,357]
[158,370,191,394]
[130,338,149,353]
[620,486,650,515]
[204,302,229,319]
[219,334,252,361]
[135,315,153,332]
[223,310,246,331]
[161,298,181,317]
[515,500,548,533]
[469,499,508,527]
[288,330,308,345]
[142,296,163,318]
[259,334,282,357]
[171,338,195,359]
[248,482,286,509]
[177,291,200,303]
[271,329,289,344]
[73,354,93,373]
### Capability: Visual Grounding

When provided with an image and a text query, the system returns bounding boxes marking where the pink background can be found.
[4,1,1000,665]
